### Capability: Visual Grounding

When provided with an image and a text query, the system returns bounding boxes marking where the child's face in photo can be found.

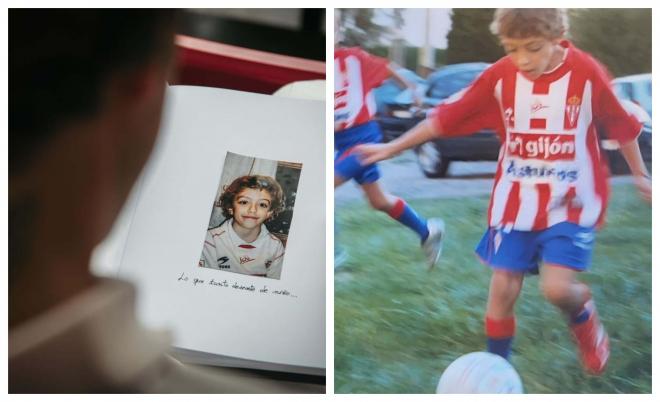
[500,36,561,80]
[231,188,274,230]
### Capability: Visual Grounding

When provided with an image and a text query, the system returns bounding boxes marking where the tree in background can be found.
[340,8,651,77]
[444,8,650,76]
[369,45,447,71]
[339,9,403,49]
[569,9,651,77]
[445,9,503,64]
[339,9,419,69]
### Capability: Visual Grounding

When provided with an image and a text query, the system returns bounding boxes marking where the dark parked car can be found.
[375,62,498,177]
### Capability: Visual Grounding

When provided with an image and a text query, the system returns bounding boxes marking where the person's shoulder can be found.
[570,47,597,66]
[208,221,229,238]
[335,46,373,61]
[485,55,518,78]
[445,59,505,94]
[566,41,609,77]
[335,46,356,57]
[267,231,281,242]
[339,46,364,54]
[263,229,285,247]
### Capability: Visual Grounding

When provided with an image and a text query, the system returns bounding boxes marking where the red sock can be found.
[486,316,516,360]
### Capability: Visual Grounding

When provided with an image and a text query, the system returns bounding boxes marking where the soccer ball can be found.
[436,352,523,394]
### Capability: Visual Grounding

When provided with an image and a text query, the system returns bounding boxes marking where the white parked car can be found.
[612,73,651,117]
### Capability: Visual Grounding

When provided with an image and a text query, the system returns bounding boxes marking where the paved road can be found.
[335,150,635,206]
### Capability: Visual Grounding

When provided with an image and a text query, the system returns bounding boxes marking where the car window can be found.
[641,80,651,99]
[613,82,633,101]
[636,80,652,117]
[427,69,482,99]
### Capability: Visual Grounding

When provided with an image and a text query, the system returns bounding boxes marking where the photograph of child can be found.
[199,152,302,280]
[335,8,651,394]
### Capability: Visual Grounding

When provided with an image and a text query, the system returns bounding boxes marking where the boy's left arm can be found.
[618,139,651,202]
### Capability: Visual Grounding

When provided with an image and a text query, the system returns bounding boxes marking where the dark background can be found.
[180,9,325,61]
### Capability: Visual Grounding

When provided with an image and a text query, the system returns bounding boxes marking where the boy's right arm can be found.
[357,118,442,165]
[358,65,497,165]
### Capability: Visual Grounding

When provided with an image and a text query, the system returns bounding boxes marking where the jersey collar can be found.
[227,218,268,246]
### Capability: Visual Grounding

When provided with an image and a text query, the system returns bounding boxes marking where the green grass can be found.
[334,184,651,394]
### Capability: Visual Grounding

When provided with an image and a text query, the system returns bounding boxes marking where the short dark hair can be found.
[220,175,285,219]
[9,9,178,173]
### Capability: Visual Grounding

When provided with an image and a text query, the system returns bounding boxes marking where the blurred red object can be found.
[172,35,325,94]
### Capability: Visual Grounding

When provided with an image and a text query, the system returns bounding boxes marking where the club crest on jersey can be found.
[565,95,581,127]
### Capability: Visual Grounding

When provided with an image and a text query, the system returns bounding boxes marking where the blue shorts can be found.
[335,121,382,184]
[475,222,595,275]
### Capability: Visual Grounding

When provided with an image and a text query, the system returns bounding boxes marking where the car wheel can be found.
[415,142,450,178]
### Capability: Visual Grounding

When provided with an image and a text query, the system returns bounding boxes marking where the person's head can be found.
[10,9,177,183]
[9,9,178,323]
[490,9,568,80]
[10,9,177,237]
[220,175,285,230]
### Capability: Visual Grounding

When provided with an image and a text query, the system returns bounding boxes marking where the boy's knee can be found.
[540,279,572,306]
[491,281,512,301]
[489,271,523,307]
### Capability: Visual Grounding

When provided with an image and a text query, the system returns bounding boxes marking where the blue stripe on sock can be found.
[571,307,591,325]
[487,337,514,360]
[397,203,429,241]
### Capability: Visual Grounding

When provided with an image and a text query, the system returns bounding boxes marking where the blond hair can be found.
[490,9,568,39]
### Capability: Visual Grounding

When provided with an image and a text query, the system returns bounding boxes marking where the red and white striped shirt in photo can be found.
[334,47,389,131]
[430,41,641,231]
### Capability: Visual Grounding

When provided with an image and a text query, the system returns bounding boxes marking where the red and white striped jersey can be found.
[430,41,641,231]
[335,47,389,131]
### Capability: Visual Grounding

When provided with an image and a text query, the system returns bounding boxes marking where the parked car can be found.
[375,62,498,177]
[423,62,491,106]
[609,73,652,174]
[602,99,652,175]
[372,68,427,117]
[612,73,651,117]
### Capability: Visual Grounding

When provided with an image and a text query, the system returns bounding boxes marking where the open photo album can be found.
[92,85,325,375]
